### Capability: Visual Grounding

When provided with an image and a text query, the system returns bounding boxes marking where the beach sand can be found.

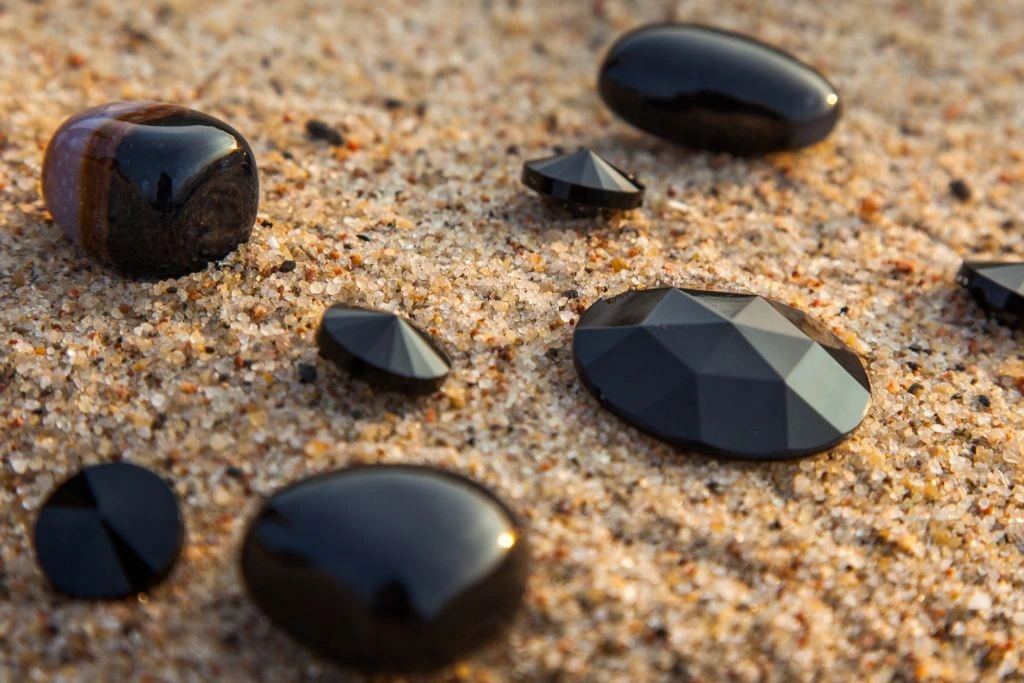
[1,1,1023,680]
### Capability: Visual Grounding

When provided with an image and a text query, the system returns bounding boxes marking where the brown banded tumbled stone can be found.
[42,101,259,277]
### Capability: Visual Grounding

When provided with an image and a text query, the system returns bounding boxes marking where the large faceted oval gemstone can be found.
[241,465,529,673]
[573,288,871,460]
[598,24,841,154]
[41,101,259,277]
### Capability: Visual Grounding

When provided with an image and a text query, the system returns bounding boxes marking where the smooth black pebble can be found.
[241,465,529,673]
[598,23,841,154]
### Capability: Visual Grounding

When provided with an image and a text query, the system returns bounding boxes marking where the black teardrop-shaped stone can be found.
[241,465,529,673]
[598,24,841,155]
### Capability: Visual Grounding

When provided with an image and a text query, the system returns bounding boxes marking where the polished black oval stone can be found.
[42,102,259,277]
[316,303,451,395]
[573,288,871,460]
[241,465,529,673]
[33,463,184,599]
[958,261,1024,328]
[598,24,841,154]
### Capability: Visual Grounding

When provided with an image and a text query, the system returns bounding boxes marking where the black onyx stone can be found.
[316,304,451,395]
[958,261,1024,328]
[241,465,529,674]
[573,288,871,460]
[598,24,841,155]
[33,463,184,599]
[521,148,644,213]
[42,102,259,277]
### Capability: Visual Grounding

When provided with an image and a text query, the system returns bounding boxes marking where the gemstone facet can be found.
[33,463,184,599]
[521,148,644,213]
[957,261,1024,328]
[42,101,259,277]
[573,288,871,460]
[598,24,841,154]
[316,304,451,395]
[241,465,529,673]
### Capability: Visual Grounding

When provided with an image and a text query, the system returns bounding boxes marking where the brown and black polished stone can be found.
[42,102,259,277]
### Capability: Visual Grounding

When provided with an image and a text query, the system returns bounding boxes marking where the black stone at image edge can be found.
[240,465,529,674]
[573,287,872,460]
[958,261,1024,328]
[33,463,184,599]
[598,23,841,154]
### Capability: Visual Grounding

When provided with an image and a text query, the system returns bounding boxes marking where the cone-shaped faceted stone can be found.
[598,24,841,154]
[42,102,259,277]
[521,148,644,213]
[958,261,1024,328]
[573,288,871,460]
[33,463,184,599]
[241,465,529,674]
[316,304,451,394]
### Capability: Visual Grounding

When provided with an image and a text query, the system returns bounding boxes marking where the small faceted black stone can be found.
[241,465,529,674]
[33,463,184,599]
[42,102,259,277]
[573,288,871,460]
[521,148,644,214]
[957,261,1024,328]
[316,304,451,394]
[598,24,841,154]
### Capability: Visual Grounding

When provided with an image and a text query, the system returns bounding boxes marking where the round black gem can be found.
[957,261,1024,328]
[316,304,451,395]
[521,148,644,213]
[33,463,184,599]
[598,24,841,154]
[240,465,529,674]
[573,288,872,460]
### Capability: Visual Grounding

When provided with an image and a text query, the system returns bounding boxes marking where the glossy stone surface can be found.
[316,303,451,395]
[241,465,529,673]
[521,148,644,213]
[42,102,259,277]
[573,288,871,460]
[598,24,841,154]
[33,463,184,599]
[958,261,1024,328]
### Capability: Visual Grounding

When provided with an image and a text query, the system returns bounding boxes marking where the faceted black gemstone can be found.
[957,261,1024,328]
[33,463,184,599]
[240,465,529,674]
[573,288,871,460]
[316,304,451,395]
[521,148,644,214]
[42,102,259,277]
[598,24,841,155]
